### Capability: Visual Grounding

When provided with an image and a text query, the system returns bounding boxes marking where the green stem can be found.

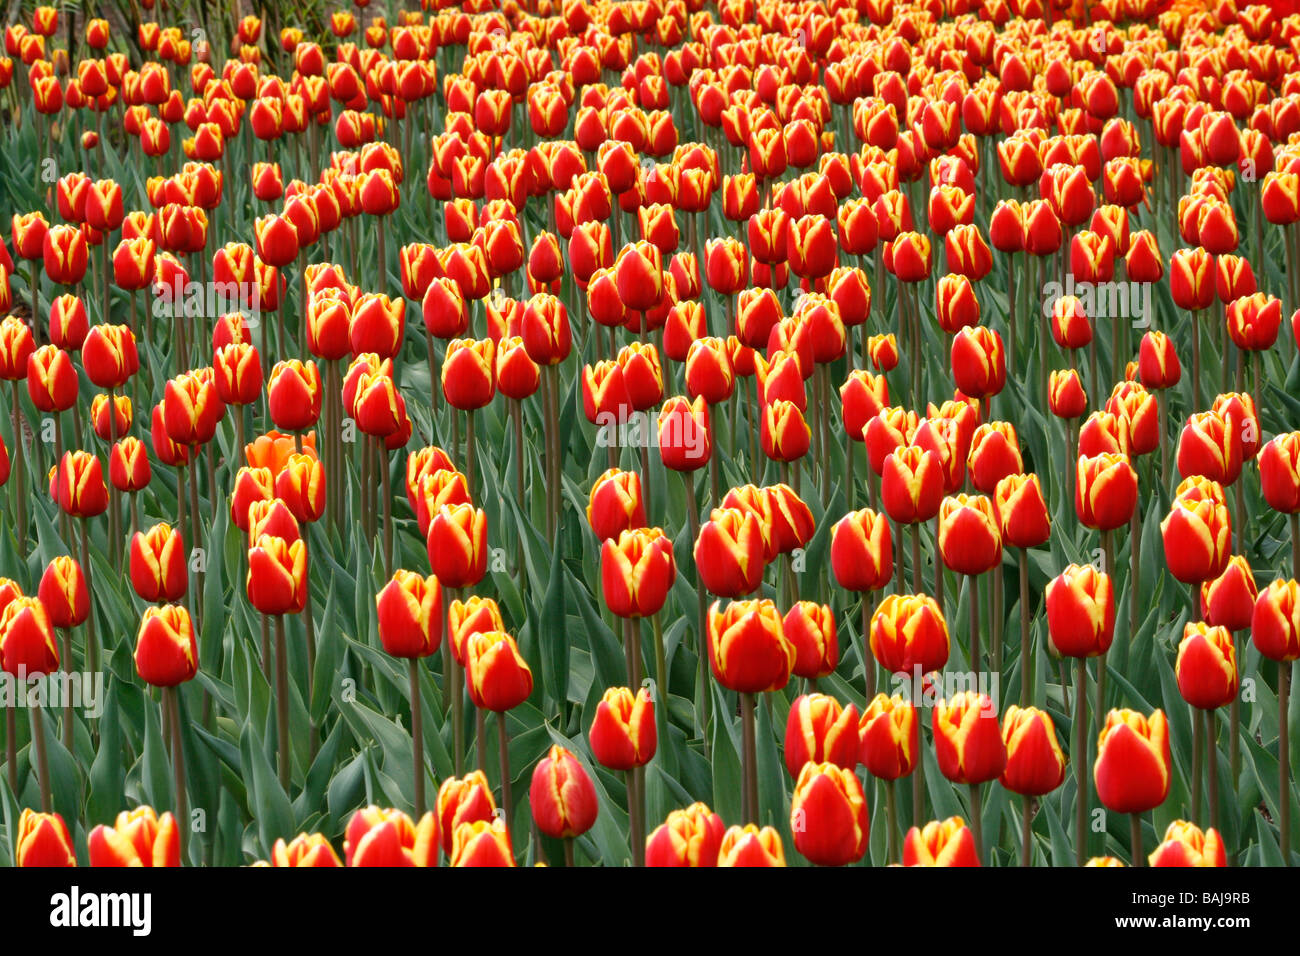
[275,615,290,790]
[410,659,425,817]
[1075,656,1088,867]
[31,704,51,812]
[741,691,758,824]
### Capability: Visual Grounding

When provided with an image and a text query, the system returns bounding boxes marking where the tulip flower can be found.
[903,817,979,867]
[529,745,598,848]
[645,803,725,867]
[1095,708,1171,864]
[14,809,76,867]
[344,807,439,867]
[87,807,180,867]
[257,834,342,868]
[587,468,645,543]
[717,825,786,867]
[1148,821,1226,868]
[790,762,869,866]
[1161,489,1231,586]
[129,523,187,603]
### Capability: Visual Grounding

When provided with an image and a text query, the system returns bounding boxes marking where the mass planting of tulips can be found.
[0,0,1298,869]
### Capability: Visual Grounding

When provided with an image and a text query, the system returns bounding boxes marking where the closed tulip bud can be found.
[344,806,439,867]
[1226,292,1281,351]
[1050,295,1092,350]
[830,507,894,591]
[1049,368,1088,419]
[1262,171,1300,225]
[433,772,496,856]
[694,507,765,598]
[645,803,725,867]
[967,422,1022,493]
[54,450,108,517]
[657,395,711,472]
[1148,821,1226,868]
[87,807,180,867]
[590,685,656,770]
[999,706,1067,796]
[1251,579,1300,662]
[520,293,571,366]
[934,692,1006,785]
[37,556,88,629]
[494,336,539,401]
[858,692,919,780]
[375,570,442,659]
[991,473,1050,549]
[950,325,1005,399]
[14,809,76,867]
[602,528,675,619]
[937,494,1001,576]
[587,468,644,542]
[350,293,405,359]
[42,224,89,285]
[1161,489,1231,584]
[529,745,598,840]
[129,523,186,602]
[82,323,139,389]
[1045,564,1115,658]
[782,602,838,680]
[1094,709,1171,814]
[254,213,299,266]
[274,453,324,524]
[266,359,322,432]
[163,370,223,446]
[1260,432,1300,513]
[790,762,869,866]
[707,599,794,694]
[614,240,663,312]
[48,294,89,351]
[1075,453,1138,531]
[91,393,132,443]
[1170,247,1214,311]
[425,503,487,588]
[1213,392,1259,461]
[1175,622,1238,710]
[903,817,979,867]
[935,273,979,334]
[26,345,78,412]
[464,630,533,712]
[760,400,810,462]
[213,342,262,406]
[108,436,149,493]
[134,604,198,686]
[1106,382,1159,457]
[260,833,342,868]
[867,334,898,372]
[441,338,495,411]
[246,534,307,615]
[784,693,858,777]
[684,337,732,405]
[1197,555,1256,632]
[870,593,949,676]
[717,825,786,867]
[887,231,931,282]
[840,370,890,443]
[616,342,663,411]
[1177,411,1241,487]
[0,597,58,677]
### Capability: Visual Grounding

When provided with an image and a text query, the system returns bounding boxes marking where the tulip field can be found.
[1,0,1300,871]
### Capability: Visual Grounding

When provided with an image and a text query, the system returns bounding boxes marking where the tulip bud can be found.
[587,468,645,542]
[790,762,869,866]
[717,825,786,867]
[1148,821,1226,867]
[134,604,198,686]
[87,807,181,867]
[37,556,88,629]
[858,692,919,780]
[589,686,656,770]
[934,692,1006,785]
[343,806,439,866]
[645,803,725,867]
[529,745,598,840]
[130,523,187,602]
[464,630,533,712]
[1251,578,1300,662]
[14,809,76,867]
[870,593,949,676]
[829,507,894,592]
[1075,453,1138,531]
[999,706,1067,796]
[1175,622,1238,710]
[1094,709,1171,814]
[246,534,307,615]
[903,817,979,867]
[375,570,443,659]
[1161,488,1231,584]
[425,504,487,589]
[435,773,496,856]
[707,599,794,694]
[1046,564,1115,658]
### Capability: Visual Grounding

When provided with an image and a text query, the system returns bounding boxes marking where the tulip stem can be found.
[1097,529,1113,732]
[862,600,875,700]
[1021,795,1033,867]
[652,613,666,709]
[5,708,15,795]
[476,706,487,773]
[886,777,900,864]
[1130,814,1143,867]
[968,575,981,672]
[1281,661,1292,865]
[626,767,645,867]
[189,451,203,608]
[30,704,51,813]
[1206,708,1219,833]
[497,710,512,835]
[1075,656,1088,867]
[10,382,26,554]
[741,692,758,825]
[409,658,425,817]
[79,518,99,681]
[1191,309,1202,413]
[1290,513,1299,580]
[684,473,710,754]
[1192,703,1204,823]
[992,563,1003,681]
[512,399,526,581]
[61,630,74,754]
[465,409,476,500]
[451,596,465,776]
[911,524,921,594]
[379,439,393,579]
[1019,550,1032,705]
[275,615,290,791]
[166,687,189,864]
[968,782,984,865]
[564,837,575,868]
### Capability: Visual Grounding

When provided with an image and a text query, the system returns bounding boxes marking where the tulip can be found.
[1094,708,1171,814]
[1075,453,1138,531]
[1148,821,1226,868]
[134,604,198,687]
[37,555,88,630]
[435,773,496,856]
[1161,489,1231,585]
[1000,706,1067,798]
[717,825,786,867]
[903,817,979,867]
[87,807,180,867]
[344,807,439,867]
[645,803,725,867]
[880,446,944,528]
[587,469,645,542]
[790,762,869,866]
[707,599,794,695]
[426,504,487,589]
[694,508,765,598]
[266,359,322,433]
[937,494,1001,577]
[529,745,598,845]
[14,809,75,867]
[1045,565,1115,659]
[449,820,515,868]
[259,834,342,868]
[783,603,838,682]
[1176,623,1238,711]
[464,630,533,712]
[657,396,711,472]
[376,571,443,659]
[830,508,894,593]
